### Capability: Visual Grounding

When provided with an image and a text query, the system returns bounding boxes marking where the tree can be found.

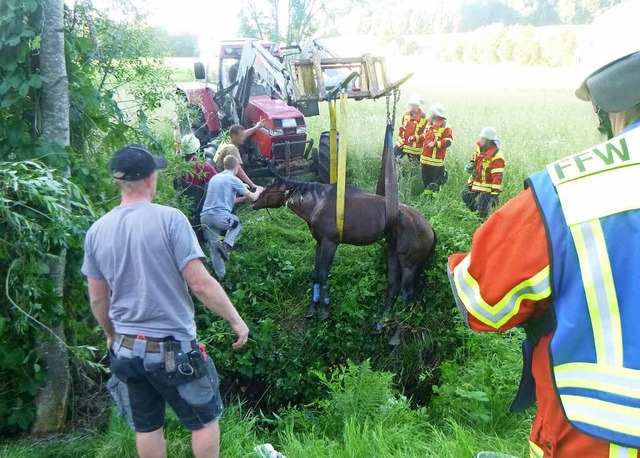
[238,0,331,45]
[286,0,326,46]
[31,0,71,434]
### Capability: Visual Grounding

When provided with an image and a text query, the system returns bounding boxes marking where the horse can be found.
[252,177,437,337]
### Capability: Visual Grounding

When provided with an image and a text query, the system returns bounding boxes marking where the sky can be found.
[86,0,243,56]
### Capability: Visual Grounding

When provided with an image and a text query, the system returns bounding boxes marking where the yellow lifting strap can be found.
[329,98,338,184]
[336,92,348,240]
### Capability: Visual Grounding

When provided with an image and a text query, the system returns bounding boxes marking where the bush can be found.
[437,25,579,67]
[0,162,92,435]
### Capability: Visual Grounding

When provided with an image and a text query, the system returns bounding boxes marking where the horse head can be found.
[252,177,290,210]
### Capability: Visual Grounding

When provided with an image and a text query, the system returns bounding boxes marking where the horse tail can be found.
[424,227,438,271]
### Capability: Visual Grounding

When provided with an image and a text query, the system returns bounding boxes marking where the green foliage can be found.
[0,0,177,435]
[0,161,91,435]
[238,0,332,45]
[437,25,579,67]
[343,0,626,37]
[161,32,199,57]
[0,360,529,457]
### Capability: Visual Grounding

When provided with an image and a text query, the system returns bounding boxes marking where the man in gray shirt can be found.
[201,155,262,280]
[82,144,249,458]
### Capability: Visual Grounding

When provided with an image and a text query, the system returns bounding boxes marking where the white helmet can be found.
[179,134,200,156]
[575,1,640,112]
[408,95,423,106]
[428,103,446,119]
[479,126,499,142]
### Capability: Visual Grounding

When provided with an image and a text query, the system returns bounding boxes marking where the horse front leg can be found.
[306,241,323,319]
[374,240,400,334]
[316,239,337,321]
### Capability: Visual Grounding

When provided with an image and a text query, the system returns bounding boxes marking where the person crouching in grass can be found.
[461,127,505,219]
[200,155,263,281]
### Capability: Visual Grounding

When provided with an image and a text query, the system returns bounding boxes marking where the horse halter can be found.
[283,186,304,208]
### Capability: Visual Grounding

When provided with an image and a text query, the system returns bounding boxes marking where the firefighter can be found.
[394,96,428,160]
[448,2,640,457]
[174,134,217,242]
[461,127,505,219]
[420,103,453,193]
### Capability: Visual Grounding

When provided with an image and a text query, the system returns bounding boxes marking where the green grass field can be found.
[1,81,600,458]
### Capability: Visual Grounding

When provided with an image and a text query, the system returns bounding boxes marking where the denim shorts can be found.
[106,338,223,432]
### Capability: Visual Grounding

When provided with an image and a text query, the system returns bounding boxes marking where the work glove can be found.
[464,162,475,175]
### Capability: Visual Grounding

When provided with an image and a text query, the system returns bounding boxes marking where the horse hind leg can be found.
[306,242,323,319]
[388,264,419,346]
[401,264,419,311]
[316,239,337,322]
[374,241,401,334]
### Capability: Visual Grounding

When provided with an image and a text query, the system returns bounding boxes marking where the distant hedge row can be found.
[400,25,581,67]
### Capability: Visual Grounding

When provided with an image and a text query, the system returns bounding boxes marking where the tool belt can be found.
[112,334,208,386]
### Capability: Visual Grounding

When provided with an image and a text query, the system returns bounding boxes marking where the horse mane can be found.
[275,177,329,196]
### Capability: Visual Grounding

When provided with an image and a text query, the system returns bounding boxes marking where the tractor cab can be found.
[218,40,281,93]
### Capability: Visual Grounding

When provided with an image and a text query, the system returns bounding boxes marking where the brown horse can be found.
[253,178,437,333]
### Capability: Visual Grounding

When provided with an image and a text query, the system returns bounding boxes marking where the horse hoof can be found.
[317,305,330,321]
[305,304,317,319]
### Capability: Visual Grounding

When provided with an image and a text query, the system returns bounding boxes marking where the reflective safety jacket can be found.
[467,143,505,194]
[396,109,428,155]
[420,120,453,166]
[448,119,640,457]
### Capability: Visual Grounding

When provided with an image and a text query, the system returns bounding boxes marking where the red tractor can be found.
[176,38,404,181]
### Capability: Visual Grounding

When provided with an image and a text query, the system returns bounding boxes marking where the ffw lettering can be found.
[552,138,631,181]
[592,138,630,165]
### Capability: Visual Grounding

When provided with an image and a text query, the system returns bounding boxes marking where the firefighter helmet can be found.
[428,103,446,119]
[179,134,200,156]
[575,0,640,113]
[479,126,499,142]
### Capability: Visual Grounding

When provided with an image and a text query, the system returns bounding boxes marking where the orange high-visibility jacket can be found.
[467,142,505,194]
[420,120,453,166]
[396,109,428,155]
[448,189,634,458]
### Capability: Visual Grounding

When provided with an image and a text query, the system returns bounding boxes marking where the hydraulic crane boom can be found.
[227,39,413,119]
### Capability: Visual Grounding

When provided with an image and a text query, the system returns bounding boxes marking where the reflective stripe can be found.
[570,220,623,366]
[529,440,544,458]
[561,395,640,437]
[556,363,640,399]
[610,444,639,458]
[471,183,493,192]
[421,157,444,166]
[402,145,422,154]
[452,254,551,329]
[492,167,505,173]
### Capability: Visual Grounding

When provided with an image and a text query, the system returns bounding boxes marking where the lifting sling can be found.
[336,92,348,239]
[376,89,400,228]
[329,98,338,184]
[329,71,407,241]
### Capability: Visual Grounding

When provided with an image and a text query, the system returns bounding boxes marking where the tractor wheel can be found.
[317,131,338,184]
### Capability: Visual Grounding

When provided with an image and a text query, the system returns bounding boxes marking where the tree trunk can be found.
[32,0,71,435]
